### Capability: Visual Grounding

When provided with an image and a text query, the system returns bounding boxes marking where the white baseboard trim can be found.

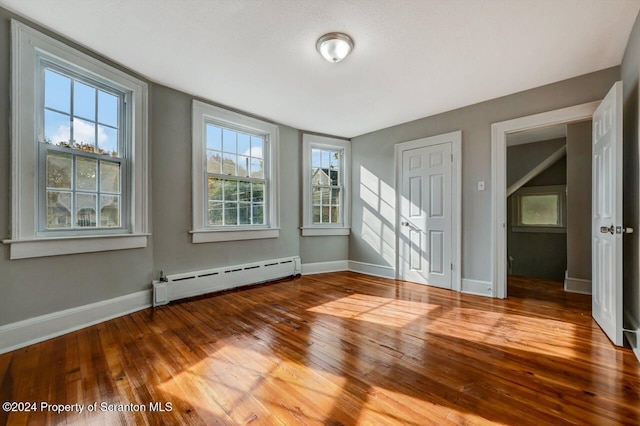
[301,260,349,275]
[624,310,640,364]
[348,260,396,279]
[564,273,592,295]
[461,278,493,297]
[0,290,152,355]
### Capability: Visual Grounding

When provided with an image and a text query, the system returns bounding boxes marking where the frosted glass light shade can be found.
[316,33,354,63]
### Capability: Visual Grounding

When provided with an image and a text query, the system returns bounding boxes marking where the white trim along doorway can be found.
[395,131,462,292]
[491,101,599,298]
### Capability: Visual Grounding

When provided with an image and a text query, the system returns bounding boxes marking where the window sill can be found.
[511,226,566,234]
[2,234,150,259]
[300,227,350,236]
[190,228,280,243]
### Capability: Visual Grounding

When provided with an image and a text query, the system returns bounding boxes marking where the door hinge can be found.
[451,263,454,270]
[451,154,453,162]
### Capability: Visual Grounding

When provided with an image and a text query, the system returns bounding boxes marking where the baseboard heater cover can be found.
[153,256,301,306]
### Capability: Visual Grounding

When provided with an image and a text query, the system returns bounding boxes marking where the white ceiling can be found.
[2,0,639,138]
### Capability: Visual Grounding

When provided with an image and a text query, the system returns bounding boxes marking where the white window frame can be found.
[191,100,280,243]
[511,185,567,233]
[301,134,350,236]
[3,21,149,260]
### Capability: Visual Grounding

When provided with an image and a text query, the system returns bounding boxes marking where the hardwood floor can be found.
[1,272,639,425]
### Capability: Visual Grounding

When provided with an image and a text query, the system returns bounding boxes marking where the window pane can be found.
[100,161,120,193]
[224,203,238,225]
[521,194,559,225]
[321,187,331,204]
[321,150,330,169]
[239,203,251,225]
[47,152,72,189]
[46,191,72,229]
[207,151,222,174]
[98,90,118,127]
[44,69,71,113]
[250,158,264,178]
[252,182,264,203]
[252,204,264,225]
[208,201,223,226]
[224,180,237,201]
[73,80,96,121]
[206,124,222,151]
[208,177,223,201]
[237,133,250,156]
[100,195,120,227]
[312,206,321,224]
[73,117,96,149]
[311,148,322,169]
[223,153,237,175]
[237,155,249,176]
[239,181,251,201]
[321,206,330,223]
[250,136,263,158]
[329,150,340,171]
[45,109,71,145]
[98,125,118,156]
[312,186,322,205]
[76,157,97,191]
[330,205,341,223]
[331,187,341,205]
[76,193,97,227]
[223,128,236,153]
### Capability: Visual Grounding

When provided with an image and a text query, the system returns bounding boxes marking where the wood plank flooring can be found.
[1,272,639,425]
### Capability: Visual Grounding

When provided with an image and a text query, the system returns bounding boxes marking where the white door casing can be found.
[396,131,461,290]
[592,81,624,347]
[491,102,600,299]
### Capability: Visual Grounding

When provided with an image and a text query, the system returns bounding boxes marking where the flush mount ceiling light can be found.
[316,32,354,63]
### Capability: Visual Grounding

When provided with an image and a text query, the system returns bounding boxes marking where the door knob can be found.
[600,225,614,234]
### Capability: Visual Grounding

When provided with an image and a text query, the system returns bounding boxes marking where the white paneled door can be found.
[400,141,452,289]
[592,81,624,346]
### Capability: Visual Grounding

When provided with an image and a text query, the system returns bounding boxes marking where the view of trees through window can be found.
[42,67,122,230]
[206,124,266,226]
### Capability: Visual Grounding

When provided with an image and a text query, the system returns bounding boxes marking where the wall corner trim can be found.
[0,290,152,355]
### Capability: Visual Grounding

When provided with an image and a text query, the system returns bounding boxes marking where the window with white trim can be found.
[511,185,566,233]
[301,134,350,236]
[5,21,149,260]
[191,101,279,243]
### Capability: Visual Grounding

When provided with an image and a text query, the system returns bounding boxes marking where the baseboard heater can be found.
[152,256,301,307]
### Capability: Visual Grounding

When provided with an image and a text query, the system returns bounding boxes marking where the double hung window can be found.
[301,134,350,236]
[192,101,279,243]
[6,21,149,259]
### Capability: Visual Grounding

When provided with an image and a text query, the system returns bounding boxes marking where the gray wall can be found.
[350,67,620,283]
[0,9,154,326]
[622,11,640,330]
[507,138,566,187]
[506,153,567,281]
[0,8,348,327]
[566,120,592,281]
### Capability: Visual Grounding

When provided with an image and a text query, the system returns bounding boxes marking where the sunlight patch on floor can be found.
[308,293,441,327]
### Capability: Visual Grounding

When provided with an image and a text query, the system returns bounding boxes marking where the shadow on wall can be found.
[359,166,396,267]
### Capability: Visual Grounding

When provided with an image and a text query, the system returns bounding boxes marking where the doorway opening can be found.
[490,101,599,299]
[505,122,592,300]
